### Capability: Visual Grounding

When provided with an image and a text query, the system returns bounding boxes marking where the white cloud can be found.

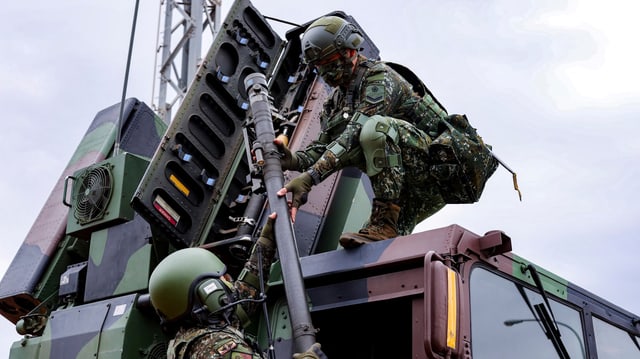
[534,0,640,108]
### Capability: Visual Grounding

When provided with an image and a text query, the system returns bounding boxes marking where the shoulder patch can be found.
[365,84,385,104]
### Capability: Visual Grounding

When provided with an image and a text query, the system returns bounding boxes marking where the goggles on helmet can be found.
[312,51,342,67]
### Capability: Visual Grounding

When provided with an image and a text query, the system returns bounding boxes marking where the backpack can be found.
[428,114,499,204]
[385,62,500,204]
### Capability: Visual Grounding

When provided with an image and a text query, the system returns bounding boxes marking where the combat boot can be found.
[339,200,400,248]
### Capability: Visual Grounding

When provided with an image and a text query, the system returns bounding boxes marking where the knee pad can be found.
[359,115,401,176]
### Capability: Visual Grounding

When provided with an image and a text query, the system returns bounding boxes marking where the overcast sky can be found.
[1,0,639,355]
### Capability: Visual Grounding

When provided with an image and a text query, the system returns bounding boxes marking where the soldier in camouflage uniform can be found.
[277,15,450,248]
[148,213,280,358]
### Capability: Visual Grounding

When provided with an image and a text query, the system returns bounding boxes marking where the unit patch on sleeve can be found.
[365,84,385,104]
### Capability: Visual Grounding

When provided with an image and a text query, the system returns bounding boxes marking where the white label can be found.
[203,280,221,294]
[113,304,127,316]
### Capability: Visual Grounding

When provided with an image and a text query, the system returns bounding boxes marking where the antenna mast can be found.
[153,0,222,123]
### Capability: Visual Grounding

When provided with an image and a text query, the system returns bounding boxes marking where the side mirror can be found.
[424,251,459,359]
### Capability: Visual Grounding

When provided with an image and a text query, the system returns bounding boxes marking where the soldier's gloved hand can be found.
[240,211,277,290]
[292,343,326,359]
[258,212,277,249]
[276,172,312,222]
[274,138,299,170]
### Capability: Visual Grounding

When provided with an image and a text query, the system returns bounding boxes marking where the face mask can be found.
[315,52,355,87]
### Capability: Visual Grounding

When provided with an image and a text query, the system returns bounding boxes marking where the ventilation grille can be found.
[74,164,113,224]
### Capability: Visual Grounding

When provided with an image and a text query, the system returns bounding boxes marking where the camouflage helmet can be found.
[301,15,364,64]
[148,247,226,323]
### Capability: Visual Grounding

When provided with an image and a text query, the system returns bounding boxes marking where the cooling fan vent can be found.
[145,341,168,359]
[74,164,114,224]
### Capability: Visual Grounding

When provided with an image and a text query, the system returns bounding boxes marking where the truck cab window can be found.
[593,316,640,358]
[470,267,585,358]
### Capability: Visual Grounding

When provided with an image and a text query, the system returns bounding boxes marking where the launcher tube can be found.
[244,73,316,353]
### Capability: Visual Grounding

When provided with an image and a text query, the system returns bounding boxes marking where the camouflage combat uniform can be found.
[169,326,260,359]
[167,230,276,358]
[292,56,448,235]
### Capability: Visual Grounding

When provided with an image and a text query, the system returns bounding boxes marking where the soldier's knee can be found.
[359,115,400,176]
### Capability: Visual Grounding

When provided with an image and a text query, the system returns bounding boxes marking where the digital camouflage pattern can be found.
[168,326,261,359]
[234,235,276,315]
[374,118,447,235]
[294,56,448,174]
[429,114,498,204]
[292,56,450,234]
[288,55,497,234]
